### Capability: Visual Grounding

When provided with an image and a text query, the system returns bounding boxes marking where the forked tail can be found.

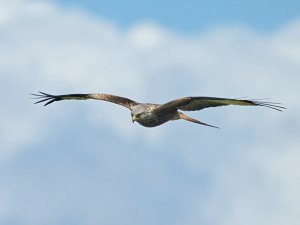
[179,113,219,129]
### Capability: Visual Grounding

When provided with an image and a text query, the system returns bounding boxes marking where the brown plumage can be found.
[31,92,285,128]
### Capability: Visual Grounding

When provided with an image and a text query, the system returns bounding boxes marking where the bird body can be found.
[131,104,179,127]
[31,92,285,128]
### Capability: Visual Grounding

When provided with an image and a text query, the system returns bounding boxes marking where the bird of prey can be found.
[31,92,285,128]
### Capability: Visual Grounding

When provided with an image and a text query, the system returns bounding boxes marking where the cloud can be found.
[0,0,299,225]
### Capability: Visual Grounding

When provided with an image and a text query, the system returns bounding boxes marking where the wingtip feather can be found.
[31,91,59,106]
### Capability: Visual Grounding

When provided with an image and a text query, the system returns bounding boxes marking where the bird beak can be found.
[132,115,136,123]
[132,116,137,123]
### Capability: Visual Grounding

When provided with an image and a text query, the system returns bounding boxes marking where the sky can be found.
[0,0,300,225]
[55,0,300,32]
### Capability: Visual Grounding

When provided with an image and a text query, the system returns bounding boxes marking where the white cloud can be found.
[0,0,300,225]
[127,22,170,50]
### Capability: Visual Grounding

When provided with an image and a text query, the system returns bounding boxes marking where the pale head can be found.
[131,104,148,123]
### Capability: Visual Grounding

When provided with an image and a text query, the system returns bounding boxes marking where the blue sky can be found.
[56,0,300,32]
[0,0,300,225]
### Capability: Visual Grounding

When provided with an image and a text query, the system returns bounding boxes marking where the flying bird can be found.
[31,92,285,128]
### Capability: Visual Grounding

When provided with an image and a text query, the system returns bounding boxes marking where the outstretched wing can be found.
[31,92,139,110]
[153,96,285,114]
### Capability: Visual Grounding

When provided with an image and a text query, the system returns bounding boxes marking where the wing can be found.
[31,91,139,110]
[153,96,285,114]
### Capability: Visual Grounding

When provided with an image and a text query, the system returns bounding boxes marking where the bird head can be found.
[131,106,146,123]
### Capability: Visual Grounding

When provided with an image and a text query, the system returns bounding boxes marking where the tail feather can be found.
[179,113,219,129]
